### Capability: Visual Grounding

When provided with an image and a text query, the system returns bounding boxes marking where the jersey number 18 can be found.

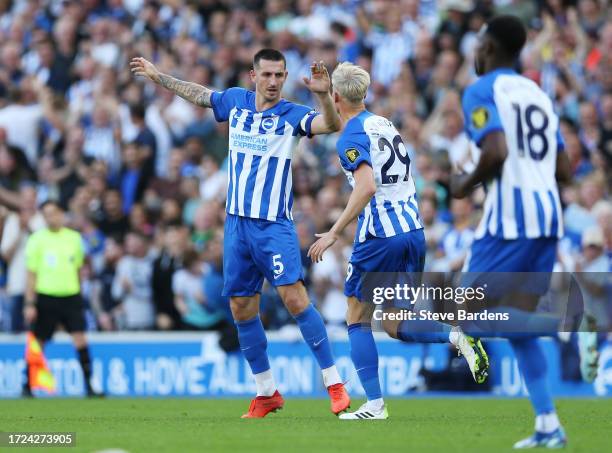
[512,103,550,161]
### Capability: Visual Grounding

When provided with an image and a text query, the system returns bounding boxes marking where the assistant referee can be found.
[22,200,101,397]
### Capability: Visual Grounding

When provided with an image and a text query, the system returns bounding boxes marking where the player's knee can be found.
[230,296,259,321]
[346,297,373,325]
[279,284,309,316]
[381,316,400,339]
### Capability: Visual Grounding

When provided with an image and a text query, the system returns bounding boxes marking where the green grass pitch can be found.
[1,398,610,452]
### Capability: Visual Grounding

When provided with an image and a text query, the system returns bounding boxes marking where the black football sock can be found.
[77,346,93,391]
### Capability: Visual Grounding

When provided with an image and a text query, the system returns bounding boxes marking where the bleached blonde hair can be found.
[331,62,370,105]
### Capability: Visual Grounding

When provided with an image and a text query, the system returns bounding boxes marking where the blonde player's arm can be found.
[130,57,213,108]
[308,163,376,263]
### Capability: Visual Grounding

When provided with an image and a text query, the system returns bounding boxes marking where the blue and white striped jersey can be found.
[462,69,565,240]
[337,110,422,243]
[210,87,319,221]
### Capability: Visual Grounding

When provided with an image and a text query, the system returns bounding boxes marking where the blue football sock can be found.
[294,304,334,370]
[235,315,270,374]
[397,318,451,343]
[510,337,555,415]
[348,323,382,401]
[461,307,561,340]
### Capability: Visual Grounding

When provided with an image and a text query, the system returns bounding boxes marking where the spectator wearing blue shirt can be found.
[118,143,149,215]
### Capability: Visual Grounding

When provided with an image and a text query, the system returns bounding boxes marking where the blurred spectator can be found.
[148,147,185,202]
[0,79,45,166]
[82,104,120,175]
[564,173,606,239]
[191,200,222,252]
[0,184,45,332]
[98,189,130,238]
[173,248,225,330]
[202,229,230,321]
[420,196,450,271]
[431,197,474,272]
[128,103,157,178]
[117,142,150,215]
[180,176,202,226]
[575,226,611,331]
[91,236,124,331]
[152,222,187,331]
[112,231,155,330]
[199,154,227,202]
[0,138,36,210]
[358,2,415,89]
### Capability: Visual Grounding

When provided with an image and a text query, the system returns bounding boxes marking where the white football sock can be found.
[535,412,560,433]
[366,398,385,411]
[449,327,461,345]
[254,369,276,397]
[322,365,342,387]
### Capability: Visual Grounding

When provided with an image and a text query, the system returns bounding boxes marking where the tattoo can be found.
[158,74,212,107]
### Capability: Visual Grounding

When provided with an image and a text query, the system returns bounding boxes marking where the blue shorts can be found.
[345,229,426,301]
[223,214,303,297]
[463,235,558,296]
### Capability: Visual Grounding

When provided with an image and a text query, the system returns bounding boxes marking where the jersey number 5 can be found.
[379,135,410,184]
[512,103,549,161]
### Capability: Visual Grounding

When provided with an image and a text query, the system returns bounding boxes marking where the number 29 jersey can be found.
[337,110,422,244]
[462,68,565,241]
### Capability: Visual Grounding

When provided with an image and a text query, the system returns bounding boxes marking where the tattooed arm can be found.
[130,57,212,108]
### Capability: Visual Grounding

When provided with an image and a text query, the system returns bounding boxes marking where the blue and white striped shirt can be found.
[337,110,422,243]
[210,87,319,221]
[462,69,565,240]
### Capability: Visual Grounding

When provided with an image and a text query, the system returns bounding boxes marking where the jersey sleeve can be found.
[337,134,372,172]
[284,103,320,138]
[297,109,320,137]
[210,87,246,122]
[462,81,503,146]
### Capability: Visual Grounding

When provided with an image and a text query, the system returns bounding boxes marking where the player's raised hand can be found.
[307,231,338,263]
[303,60,331,95]
[130,57,161,84]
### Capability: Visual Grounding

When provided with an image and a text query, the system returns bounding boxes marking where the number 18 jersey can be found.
[462,68,565,240]
[337,110,422,244]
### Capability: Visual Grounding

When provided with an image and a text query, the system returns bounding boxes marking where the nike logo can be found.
[273,273,284,280]
[313,338,325,347]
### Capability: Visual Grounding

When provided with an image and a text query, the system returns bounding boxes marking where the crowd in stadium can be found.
[0,0,610,335]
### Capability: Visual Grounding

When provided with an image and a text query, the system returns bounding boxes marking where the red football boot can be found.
[328,383,350,415]
[241,390,285,418]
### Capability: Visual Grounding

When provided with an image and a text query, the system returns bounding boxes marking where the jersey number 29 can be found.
[379,135,410,184]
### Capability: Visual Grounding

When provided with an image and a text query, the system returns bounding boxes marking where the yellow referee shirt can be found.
[25,227,85,297]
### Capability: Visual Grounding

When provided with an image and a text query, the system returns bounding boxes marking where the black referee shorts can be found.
[32,294,86,342]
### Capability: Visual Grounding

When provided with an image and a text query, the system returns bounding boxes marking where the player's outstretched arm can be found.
[450,131,508,198]
[308,163,376,263]
[130,57,213,108]
[303,61,341,135]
